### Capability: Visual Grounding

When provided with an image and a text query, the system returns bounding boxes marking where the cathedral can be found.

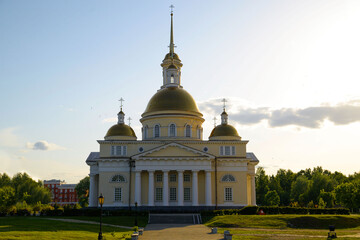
[86,12,259,209]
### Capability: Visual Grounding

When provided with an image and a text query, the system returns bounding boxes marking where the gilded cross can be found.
[170,4,175,13]
[221,98,227,111]
[119,98,124,109]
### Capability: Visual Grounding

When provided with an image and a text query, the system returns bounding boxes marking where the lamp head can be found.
[98,193,104,206]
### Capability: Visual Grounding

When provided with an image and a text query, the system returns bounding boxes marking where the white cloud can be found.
[198,98,360,129]
[26,140,65,151]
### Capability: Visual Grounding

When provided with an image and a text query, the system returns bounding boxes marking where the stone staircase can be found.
[148,213,202,224]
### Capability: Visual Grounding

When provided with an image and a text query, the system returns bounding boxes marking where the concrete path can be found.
[44,218,133,229]
[141,224,222,240]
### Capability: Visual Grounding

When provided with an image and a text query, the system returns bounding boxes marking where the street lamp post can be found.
[134,202,138,227]
[98,193,104,240]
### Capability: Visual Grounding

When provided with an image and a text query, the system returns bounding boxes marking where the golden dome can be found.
[164,52,180,60]
[142,87,202,117]
[105,123,136,138]
[209,124,239,138]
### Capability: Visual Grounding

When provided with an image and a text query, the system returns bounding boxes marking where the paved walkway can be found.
[44,218,132,229]
[141,224,222,240]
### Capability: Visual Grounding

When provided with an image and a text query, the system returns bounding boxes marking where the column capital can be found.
[177,170,185,173]
[162,170,169,173]
[148,170,155,173]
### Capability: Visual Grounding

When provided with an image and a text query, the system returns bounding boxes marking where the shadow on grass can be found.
[0,217,129,233]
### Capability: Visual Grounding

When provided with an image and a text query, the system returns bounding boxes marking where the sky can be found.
[1,0,360,183]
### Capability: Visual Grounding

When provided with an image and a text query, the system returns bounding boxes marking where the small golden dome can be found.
[105,123,136,138]
[209,124,239,138]
[142,87,202,117]
[164,52,180,60]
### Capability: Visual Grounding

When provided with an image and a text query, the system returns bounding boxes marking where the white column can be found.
[192,171,198,206]
[135,171,141,206]
[89,174,96,207]
[205,171,212,206]
[178,170,184,206]
[148,171,154,206]
[163,171,169,206]
[251,174,256,205]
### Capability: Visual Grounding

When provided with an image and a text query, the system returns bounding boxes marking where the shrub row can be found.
[200,206,350,217]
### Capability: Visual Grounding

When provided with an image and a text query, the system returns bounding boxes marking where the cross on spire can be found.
[213,117,217,127]
[119,97,125,110]
[128,117,132,126]
[221,98,227,111]
[170,4,175,13]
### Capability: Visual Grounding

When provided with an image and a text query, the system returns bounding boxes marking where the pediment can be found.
[132,142,214,159]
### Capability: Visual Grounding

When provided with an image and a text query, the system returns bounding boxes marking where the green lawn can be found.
[0,216,135,240]
[204,215,360,240]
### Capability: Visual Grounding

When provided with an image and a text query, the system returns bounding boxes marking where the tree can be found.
[75,176,89,207]
[0,173,11,188]
[290,175,310,205]
[335,181,360,211]
[255,167,269,205]
[264,190,280,206]
[318,190,335,208]
[0,186,16,207]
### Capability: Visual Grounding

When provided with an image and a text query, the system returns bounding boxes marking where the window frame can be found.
[169,123,176,137]
[184,174,191,182]
[169,174,177,182]
[184,187,191,201]
[155,187,163,201]
[224,187,233,201]
[185,124,191,137]
[110,174,126,183]
[114,187,122,202]
[156,174,163,182]
[154,124,160,138]
[169,187,177,201]
[221,174,236,182]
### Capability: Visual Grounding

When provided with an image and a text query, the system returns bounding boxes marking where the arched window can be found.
[170,75,175,83]
[154,124,160,138]
[169,124,176,137]
[185,125,191,137]
[144,126,148,139]
[111,175,126,182]
[221,174,236,182]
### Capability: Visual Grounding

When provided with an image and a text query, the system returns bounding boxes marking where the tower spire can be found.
[169,5,175,57]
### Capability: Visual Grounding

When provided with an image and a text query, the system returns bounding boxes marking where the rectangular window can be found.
[156,174,163,182]
[220,146,236,156]
[170,174,177,182]
[225,187,233,201]
[225,146,231,155]
[170,187,177,201]
[184,174,191,182]
[155,188,163,201]
[115,188,122,201]
[116,146,122,156]
[184,187,191,201]
[111,146,127,156]
[231,146,236,155]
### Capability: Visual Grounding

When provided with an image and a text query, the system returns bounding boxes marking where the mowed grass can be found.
[50,215,148,227]
[204,215,360,240]
[0,216,135,240]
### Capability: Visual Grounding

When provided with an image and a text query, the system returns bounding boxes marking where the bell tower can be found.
[161,7,183,89]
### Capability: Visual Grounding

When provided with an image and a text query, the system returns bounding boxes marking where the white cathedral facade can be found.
[86,12,259,208]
